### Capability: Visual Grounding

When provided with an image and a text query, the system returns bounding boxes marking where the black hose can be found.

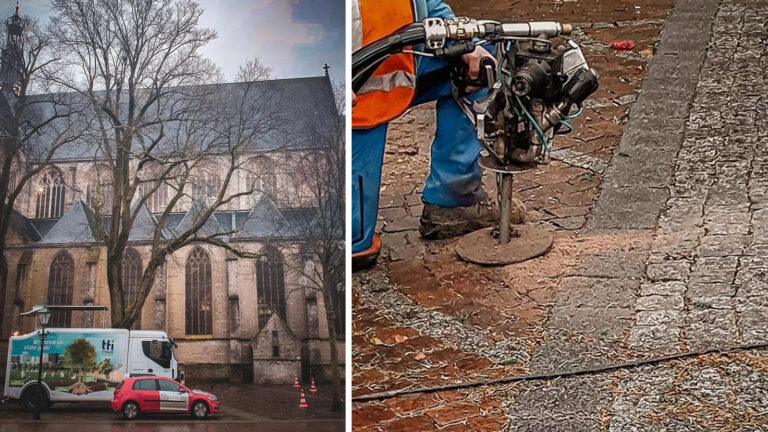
[352,23,426,93]
[352,341,768,403]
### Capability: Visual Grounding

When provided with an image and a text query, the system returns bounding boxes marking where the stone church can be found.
[0,6,344,383]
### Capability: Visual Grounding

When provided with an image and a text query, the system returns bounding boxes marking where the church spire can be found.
[1,2,25,95]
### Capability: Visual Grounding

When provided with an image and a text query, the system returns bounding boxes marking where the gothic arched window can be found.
[185,247,212,335]
[35,169,65,218]
[244,158,277,205]
[190,161,223,202]
[47,250,74,327]
[137,163,170,213]
[206,175,222,196]
[262,172,277,199]
[256,247,286,328]
[122,247,143,329]
[190,175,221,200]
[141,182,168,213]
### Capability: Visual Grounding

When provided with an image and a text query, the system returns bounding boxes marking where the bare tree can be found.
[47,0,285,328]
[288,79,345,412]
[215,78,345,411]
[236,57,272,83]
[0,12,86,337]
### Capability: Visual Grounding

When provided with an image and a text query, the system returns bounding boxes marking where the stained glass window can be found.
[47,250,74,327]
[185,247,212,335]
[256,247,286,329]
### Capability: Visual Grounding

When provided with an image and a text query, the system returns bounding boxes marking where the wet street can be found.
[0,404,344,432]
[0,383,345,432]
[0,418,342,432]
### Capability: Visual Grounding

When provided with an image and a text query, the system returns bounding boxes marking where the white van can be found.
[4,328,180,410]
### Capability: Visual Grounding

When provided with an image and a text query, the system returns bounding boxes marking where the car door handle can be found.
[148,368,153,373]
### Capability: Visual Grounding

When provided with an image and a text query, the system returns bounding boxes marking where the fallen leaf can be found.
[611,40,636,51]
[394,334,409,343]
[414,352,427,360]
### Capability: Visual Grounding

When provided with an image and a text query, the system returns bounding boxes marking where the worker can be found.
[352,0,516,270]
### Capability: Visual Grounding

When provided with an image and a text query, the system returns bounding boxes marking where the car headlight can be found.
[208,394,218,401]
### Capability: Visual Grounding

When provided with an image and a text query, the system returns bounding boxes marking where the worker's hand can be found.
[352,91,357,106]
[461,45,496,93]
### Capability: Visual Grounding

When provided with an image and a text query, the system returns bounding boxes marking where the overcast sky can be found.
[7,0,345,82]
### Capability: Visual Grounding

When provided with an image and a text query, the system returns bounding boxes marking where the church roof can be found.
[254,312,298,344]
[22,198,315,245]
[24,76,337,162]
[239,195,288,236]
[230,195,314,239]
[9,209,41,242]
[38,200,101,244]
[128,201,158,241]
[169,197,227,239]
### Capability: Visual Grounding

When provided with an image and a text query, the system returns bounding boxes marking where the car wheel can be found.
[20,385,49,412]
[122,401,140,420]
[191,401,208,419]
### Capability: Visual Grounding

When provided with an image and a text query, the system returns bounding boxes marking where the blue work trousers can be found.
[352,56,485,252]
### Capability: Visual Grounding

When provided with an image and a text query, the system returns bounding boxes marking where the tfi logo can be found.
[101,339,115,352]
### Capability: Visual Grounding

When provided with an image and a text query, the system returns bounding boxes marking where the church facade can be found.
[0,6,344,383]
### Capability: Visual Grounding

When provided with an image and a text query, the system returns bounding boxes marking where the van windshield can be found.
[142,340,173,368]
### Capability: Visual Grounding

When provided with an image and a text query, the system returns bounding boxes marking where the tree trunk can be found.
[321,277,343,412]
[106,256,125,328]
[123,266,159,328]
[0,252,8,339]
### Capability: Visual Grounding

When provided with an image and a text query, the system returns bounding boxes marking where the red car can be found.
[111,376,220,420]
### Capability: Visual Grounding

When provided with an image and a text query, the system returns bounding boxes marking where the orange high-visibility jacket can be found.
[352,0,417,129]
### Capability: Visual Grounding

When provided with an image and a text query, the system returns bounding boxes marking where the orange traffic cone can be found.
[293,376,299,388]
[309,378,317,393]
[298,388,308,408]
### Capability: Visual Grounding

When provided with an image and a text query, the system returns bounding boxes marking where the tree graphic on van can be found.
[63,338,97,395]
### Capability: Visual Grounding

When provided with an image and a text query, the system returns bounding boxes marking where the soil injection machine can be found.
[353,17,599,265]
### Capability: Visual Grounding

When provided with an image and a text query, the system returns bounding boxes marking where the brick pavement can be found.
[353,0,768,430]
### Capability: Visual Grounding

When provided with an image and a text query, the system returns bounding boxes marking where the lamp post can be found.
[33,306,51,421]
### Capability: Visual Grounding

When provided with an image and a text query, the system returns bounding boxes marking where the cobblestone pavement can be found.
[353,0,768,430]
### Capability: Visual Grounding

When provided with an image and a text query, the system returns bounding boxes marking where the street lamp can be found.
[33,306,51,421]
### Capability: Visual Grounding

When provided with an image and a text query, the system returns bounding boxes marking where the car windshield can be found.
[116,381,124,390]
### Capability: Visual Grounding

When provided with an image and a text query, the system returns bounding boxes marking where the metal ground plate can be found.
[455,225,554,265]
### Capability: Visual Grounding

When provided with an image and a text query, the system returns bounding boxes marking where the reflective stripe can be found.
[352,0,417,129]
[352,0,362,52]
[358,70,416,95]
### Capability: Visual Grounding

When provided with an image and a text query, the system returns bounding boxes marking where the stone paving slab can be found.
[587,0,719,231]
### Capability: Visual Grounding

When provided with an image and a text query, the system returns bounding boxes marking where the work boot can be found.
[419,198,526,240]
[352,233,382,272]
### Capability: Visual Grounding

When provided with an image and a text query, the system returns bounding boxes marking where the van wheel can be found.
[20,385,49,412]
[122,401,140,420]
[191,401,208,419]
